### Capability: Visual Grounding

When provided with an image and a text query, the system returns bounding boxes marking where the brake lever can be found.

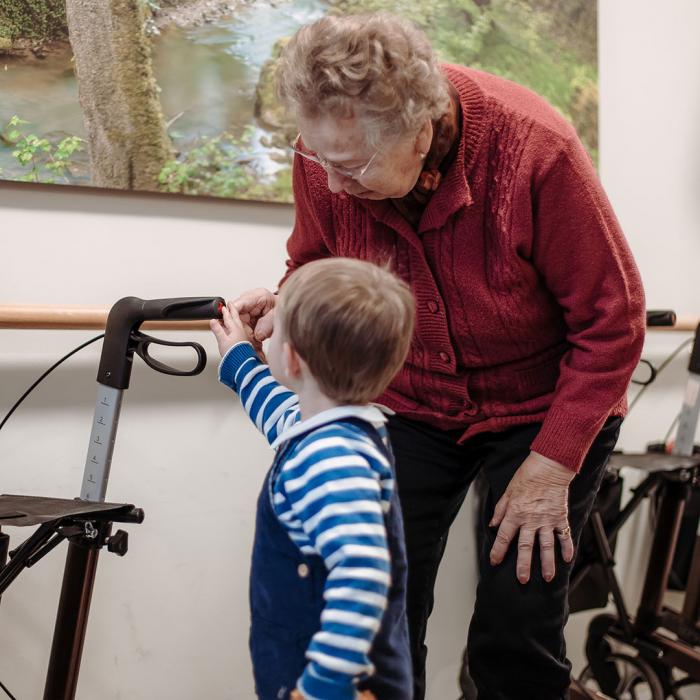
[130,331,207,377]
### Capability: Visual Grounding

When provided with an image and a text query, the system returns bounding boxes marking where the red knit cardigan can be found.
[280,64,646,472]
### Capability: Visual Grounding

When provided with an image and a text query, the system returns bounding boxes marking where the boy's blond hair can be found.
[278,258,415,404]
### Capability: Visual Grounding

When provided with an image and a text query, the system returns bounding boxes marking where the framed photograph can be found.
[0,0,597,203]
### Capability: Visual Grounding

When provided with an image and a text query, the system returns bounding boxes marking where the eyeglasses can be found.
[290,133,379,180]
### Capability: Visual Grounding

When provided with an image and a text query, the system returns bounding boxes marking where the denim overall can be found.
[249,418,413,700]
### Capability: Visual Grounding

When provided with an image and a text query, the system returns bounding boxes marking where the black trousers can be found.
[386,415,622,700]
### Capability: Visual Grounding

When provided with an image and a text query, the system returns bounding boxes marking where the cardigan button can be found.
[439,351,450,363]
[464,400,478,415]
[427,301,439,314]
[297,563,310,578]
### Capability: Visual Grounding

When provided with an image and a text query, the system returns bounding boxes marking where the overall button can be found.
[297,563,310,578]
[464,400,478,415]
[439,351,450,363]
[427,301,439,314]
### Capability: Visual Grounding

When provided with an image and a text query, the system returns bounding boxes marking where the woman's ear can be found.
[415,119,433,159]
[282,341,303,380]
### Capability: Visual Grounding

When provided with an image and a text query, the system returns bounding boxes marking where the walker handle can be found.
[97,296,224,389]
[646,310,676,327]
[131,331,208,378]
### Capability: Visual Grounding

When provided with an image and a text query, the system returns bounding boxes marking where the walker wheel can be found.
[579,652,664,700]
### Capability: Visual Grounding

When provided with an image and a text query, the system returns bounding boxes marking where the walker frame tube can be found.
[81,385,123,502]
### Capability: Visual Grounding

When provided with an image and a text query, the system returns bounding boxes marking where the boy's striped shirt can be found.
[219,342,395,700]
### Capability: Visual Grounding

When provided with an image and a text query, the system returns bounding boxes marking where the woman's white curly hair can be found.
[276,13,450,147]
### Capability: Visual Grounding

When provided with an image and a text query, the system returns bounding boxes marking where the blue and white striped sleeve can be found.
[279,427,391,700]
[218,341,300,446]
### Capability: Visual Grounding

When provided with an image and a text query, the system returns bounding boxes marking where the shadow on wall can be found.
[0,180,295,226]
[0,359,232,415]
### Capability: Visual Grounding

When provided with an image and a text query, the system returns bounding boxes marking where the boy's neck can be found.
[289,365,342,421]
[297,388,342,422]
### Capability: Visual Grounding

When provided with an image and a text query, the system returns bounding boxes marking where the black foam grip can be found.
[97,296,224,389]
[646,310,677,327]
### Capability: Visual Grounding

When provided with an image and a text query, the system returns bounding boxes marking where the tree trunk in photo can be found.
[64,0,173,191]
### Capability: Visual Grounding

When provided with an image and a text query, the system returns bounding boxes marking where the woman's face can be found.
[296,113,432,200]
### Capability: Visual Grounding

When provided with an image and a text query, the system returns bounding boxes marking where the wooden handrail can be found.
[662,316,698,332]
[0,305,211,330]
[0,304,697,332]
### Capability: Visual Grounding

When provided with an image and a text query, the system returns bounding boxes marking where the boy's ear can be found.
[282,341,303,380]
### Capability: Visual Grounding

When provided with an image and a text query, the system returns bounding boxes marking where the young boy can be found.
[210,258,415,700]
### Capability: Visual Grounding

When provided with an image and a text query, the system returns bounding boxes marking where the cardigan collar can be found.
[269,403,392,450]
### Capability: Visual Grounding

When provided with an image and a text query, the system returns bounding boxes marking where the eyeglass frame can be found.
[290,133,379,180]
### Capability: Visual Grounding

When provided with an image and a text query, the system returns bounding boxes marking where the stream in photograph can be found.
[0,0,326,192]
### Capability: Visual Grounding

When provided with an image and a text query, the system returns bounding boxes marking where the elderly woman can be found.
[235,13,645,700]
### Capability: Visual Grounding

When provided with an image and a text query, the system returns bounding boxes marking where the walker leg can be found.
[43,542,100,700]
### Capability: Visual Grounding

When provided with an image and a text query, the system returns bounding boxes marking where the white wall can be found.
[1,1,699,698]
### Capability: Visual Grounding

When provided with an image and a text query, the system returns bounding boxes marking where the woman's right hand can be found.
[232,287,276,343]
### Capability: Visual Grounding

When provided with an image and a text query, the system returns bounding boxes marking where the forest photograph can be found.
[0,0,598,203]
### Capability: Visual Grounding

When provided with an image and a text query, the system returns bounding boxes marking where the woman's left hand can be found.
[489,452,576,584]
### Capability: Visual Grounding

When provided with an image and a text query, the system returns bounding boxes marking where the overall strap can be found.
[337,416,395,467]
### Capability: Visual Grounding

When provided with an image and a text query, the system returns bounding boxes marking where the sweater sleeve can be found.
[278,155,335,289]
[280,427,392,700]
[218,342,300,446]
[529,136,645,471]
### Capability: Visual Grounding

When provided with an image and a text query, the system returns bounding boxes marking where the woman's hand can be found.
[489,452,576,584]
[209,302,255,358]
[232,287,276,344]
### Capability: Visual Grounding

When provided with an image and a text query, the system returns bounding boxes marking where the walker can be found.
[0,296,223,700]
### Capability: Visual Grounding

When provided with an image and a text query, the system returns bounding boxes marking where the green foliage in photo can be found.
[1,115,84,183]
[330,0,598,161]
[0,0,67,43]
[159,127,293,202]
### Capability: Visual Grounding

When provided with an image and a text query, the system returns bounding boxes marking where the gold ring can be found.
[557,525,571,537]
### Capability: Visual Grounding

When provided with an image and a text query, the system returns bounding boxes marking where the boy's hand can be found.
[209,302,255,358]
